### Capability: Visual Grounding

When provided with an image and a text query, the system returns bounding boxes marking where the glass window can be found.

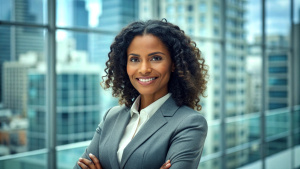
[202,124,221,156]
[199,2,207,12]
[200,14,206,23]
[199,157,221,169]
[187,4,193,12]
[268,67,287,73]
[0,0,47,24]
[0,26,46,160]
[268,54,287,61]
[1,0,299,168]
[213,2,220,12]
[177,5,184,13]
[167,6,175,15]
[268,78,287,85]
[226,144,261,168]
[213,15,220,25]
[188,16,194,23]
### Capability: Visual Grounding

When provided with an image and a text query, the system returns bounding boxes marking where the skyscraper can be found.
[98,0,138,31]
[292,23,300,106]
[73,0,89,51]
[27,39,102,150]
[89,0,139,64]
[0,1,12,103]
[0,0,45,104]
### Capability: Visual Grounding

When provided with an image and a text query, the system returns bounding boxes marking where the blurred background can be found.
[0,0,299,169]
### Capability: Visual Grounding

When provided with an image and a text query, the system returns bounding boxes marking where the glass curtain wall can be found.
[0,0,299,169]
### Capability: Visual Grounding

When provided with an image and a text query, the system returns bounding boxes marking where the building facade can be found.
[27,39,102,150]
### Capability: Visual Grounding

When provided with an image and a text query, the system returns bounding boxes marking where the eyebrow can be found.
[148,52,166,56]
[128,52,166,57]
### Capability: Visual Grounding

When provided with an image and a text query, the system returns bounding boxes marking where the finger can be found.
[78,161,89,169]
[78,158,96,169]
[89,153,102,169]
[160,160,171,169]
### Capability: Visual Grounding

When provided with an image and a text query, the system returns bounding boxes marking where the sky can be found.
[86,0,102,27]
[246,0,300,43]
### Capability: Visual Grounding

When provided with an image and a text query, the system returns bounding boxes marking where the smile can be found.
[138,77,156,82]
[136,77,158,85]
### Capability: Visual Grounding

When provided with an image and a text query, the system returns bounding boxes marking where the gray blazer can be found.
[74,97,207,169]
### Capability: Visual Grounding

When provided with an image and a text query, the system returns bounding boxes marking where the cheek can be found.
[126,66,133,77]
[159,64,172,77]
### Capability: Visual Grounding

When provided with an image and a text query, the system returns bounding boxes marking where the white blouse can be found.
[117,93,172,163]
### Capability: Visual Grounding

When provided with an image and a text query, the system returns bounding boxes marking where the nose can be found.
[138,60,152,75]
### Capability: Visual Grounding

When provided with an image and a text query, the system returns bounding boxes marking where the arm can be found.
[73,109,111,169]
[166,113,208,169]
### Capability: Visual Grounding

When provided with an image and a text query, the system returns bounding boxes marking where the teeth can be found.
[139,78,156,82]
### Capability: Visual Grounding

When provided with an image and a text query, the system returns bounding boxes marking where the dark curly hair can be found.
[102,19,208,111]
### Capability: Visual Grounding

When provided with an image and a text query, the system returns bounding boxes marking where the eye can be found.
[150,56,162,61]
[129,57,139,62]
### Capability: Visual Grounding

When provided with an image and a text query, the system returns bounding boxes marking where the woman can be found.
[74,19,208,169]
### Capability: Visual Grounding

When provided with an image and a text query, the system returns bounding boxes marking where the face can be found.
[127,34,174,100]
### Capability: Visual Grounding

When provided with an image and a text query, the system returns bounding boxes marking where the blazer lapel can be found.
[120,97,179,168]
[106,107,131,169]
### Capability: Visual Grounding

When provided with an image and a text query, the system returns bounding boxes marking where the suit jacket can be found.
[74,97,208,169]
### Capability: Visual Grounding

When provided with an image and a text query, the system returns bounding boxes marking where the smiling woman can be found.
[74,19,209,169]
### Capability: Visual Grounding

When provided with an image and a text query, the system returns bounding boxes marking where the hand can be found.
[160,160,171,169]
[78,153,102,169]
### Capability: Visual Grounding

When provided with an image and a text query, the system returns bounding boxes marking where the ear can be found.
[171,63,175,72]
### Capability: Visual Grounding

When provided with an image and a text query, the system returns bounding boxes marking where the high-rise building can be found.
[0,26,11,104]
[98,0,138,31]
[0,0,44,103]
[2,51,39,116]
[2,62,29,115]
[0,1,12,103]
[73,0,89,51]
[89,0,139,64]
[292,23,300,106]
[13,0,45,58]
[249,35,290,110]
[27,39,102,150]
[245,55,261,113]
[139,1,248,168]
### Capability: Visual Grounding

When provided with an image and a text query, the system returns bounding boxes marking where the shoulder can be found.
[103,105,129,120]
[174,106,208,133]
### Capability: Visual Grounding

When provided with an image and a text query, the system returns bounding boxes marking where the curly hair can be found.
[102,19,208,111]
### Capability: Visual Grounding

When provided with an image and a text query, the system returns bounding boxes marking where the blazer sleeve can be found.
[73,108,111,169]
[166,113,208,169]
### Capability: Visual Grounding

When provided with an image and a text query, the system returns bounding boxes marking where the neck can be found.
[139,93,168,110]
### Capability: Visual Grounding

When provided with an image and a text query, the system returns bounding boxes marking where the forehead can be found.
[127,34,169,54]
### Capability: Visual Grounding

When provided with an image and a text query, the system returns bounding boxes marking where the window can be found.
[268,67,287,73]
[269,54,287,61]
[200,14,206,23]
[188,4,193,12]
[199,2,207,12]
[0,1,299,169]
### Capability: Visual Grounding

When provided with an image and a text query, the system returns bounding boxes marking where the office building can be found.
[2,52,38,116]
[0,0,44,103]
[89,0,139,64]
[27,39,102,150]
[73,0,89,51]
